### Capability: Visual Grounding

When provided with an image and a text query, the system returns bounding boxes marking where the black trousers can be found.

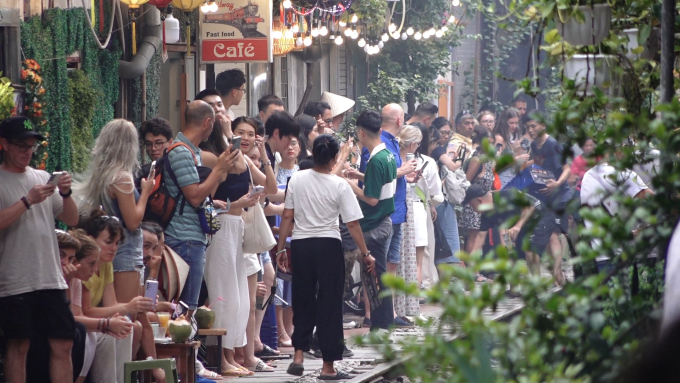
[291,237,345,362]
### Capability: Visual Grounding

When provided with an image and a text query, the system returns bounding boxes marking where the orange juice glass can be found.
[157,312,170,329]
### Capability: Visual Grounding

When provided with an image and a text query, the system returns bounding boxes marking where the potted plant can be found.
[563,52,619,95]
[555,2,612,46]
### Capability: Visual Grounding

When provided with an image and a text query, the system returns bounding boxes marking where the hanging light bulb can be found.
[351,14,358,23]
[344,28,352,37]
[452,0,460,6]
[296,35,303,47]
[311,28,319,37]
[441,25,449,32]
[320,25,328,36]
[292,23,300,33]
[428,27,436,35]
[283,0,292,8]
[423,31,431,39]
[381,30,389,42]
[304,35,312,46]
[449,15,456,23]
[285,28,294,39]
[351,29,359,39]
[335,35,343,45]
[406,27,414,35]
[358,38,366,47]
[435,29,443,38]
[364,44,370,53]
[378,41,384,49]
[390,32,399,39]
[208,0,218,12]
[414,31,422,40]
[200,2,210,13]
[339,20,346,27]
[401,32,408,40]
[273,30,282,39]
[388,23,397,33]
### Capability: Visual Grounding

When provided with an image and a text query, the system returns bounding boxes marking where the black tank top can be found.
[214,167,250,202]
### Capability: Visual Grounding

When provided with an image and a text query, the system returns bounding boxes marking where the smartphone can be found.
[144,279,159,309]
[231,136,242,152]
[249,185,265,197]
[47,171,63,186]
[148,161,156,178]
[415,161,429,179]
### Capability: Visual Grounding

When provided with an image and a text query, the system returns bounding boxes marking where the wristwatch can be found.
[59,189,72,198]
[361,250,372,258]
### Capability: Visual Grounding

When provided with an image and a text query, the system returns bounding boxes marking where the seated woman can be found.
[78,209,160,381]
[68,229,134,383]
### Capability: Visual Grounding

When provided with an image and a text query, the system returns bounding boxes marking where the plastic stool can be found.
[124,358,179,383]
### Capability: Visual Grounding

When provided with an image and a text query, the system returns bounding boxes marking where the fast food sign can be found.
[200,0,273,63]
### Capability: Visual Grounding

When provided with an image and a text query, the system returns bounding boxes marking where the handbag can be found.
[433,216,453,260]
[242,162,277,254]
[439,163,470,205]
[196,196,221,235]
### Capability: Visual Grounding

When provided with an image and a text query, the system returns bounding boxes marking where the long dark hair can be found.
[78,208,125,243]
[493,107,521,147]
[199,119,229,155]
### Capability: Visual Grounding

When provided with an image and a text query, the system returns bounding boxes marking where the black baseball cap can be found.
[462,184,488,206]
[0,116,44,141]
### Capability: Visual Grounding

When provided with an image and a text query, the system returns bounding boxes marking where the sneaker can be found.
[362,317,372,327]
[394,316,415,328]
[343,319,356,329]
[342,345,354,358]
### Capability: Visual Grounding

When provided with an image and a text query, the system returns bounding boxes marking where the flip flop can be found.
[286,362,304,376]
[220,367,253,377]
[247,359,275,372]
[318,371,352,380]
[197,368,224,380]
[254,344,280,357]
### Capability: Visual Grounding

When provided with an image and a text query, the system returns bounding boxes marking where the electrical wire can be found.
[80,0,118,49]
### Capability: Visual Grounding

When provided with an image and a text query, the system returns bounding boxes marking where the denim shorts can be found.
[164,235,207,311]
[260,251,272,265]
[112,228,144,272]
[386,223,403,264]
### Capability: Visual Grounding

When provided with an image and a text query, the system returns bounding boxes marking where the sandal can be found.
[247,359,275,372]
[318,371,352,380]
[278,333,293,347]
[220,367,253,377]
[255,344,280,357]
[197,368,224,380]
[286,362,304,376]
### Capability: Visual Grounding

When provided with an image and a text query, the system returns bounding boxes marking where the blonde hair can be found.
[398,125,423,149]
[73,119,140,212]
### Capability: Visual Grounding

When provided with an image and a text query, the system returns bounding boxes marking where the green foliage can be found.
[0,74,15,120]
[68,69,100,173]
[357,71,410,111]
[21,7,120,172]
[130,47,162,130]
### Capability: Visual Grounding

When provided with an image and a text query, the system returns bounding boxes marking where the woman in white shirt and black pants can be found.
[276,134,375,380]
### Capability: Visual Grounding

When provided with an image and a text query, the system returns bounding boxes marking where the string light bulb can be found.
[406,27,414,35]
[442,25,449,32]
[388,23,397,33]
[283,0,292,8]
[428,27,436,35]
[381,29,389,42]
[358,38,366,47]
[351,14,358,23]
[435,29,443,38]
[208,0,217,12]
[339,20,347,27]
[452,0,460,6]
[414,31,422,40]
[344,28,352,37]
[273,30,282,39]
[391,32,400,39]
[378,41,384,49]
[401,32,408,40]
[319,25,328,36]
[335,35,343,45]
[351,29,359,39]
[304,35,312,46]
[292,23,299,33]
[296,35,303,47]
[200,2,210,13]
[285,28,293,39]
[449,15,456,23]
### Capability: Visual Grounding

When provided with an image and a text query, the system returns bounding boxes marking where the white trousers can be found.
[205,214,250,349]
[87,331,132,383]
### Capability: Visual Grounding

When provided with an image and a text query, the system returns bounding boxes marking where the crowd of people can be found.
[0,65,658,383]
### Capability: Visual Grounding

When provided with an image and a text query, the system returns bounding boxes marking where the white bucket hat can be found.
[319,91,355,117]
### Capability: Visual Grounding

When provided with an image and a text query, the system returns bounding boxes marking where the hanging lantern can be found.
[120,0,151,55]
[171,0,204,54]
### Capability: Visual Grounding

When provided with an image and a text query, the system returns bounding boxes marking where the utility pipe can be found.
[119,5,162,79]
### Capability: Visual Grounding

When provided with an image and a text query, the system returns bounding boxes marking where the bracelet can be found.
[106,317,111,332]
[59,189,72,198]
[21,196,31,210]
[97,318,103,332]
[276,249,286,256]
[263,160,271,167]
[361,250,372,258]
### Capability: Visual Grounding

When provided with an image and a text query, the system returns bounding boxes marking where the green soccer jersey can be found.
[359,144,398,232]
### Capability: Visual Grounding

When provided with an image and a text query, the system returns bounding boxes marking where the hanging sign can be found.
[200,0,273,63]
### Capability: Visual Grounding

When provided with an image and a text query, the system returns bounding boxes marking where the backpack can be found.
[439,163,470,205]
[144,143,195,229]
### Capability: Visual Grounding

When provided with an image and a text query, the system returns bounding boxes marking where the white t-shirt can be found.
[580,164,648,261]
[662,222,680,335]
[416,155,443,203]
[0,167,66,297]
[285,169,363,241]
[225,108,236,121]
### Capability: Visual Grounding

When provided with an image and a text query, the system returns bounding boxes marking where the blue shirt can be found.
[361,130,406,225]
[164,132,206,244]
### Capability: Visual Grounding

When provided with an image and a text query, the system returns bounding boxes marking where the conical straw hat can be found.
[319,91,355,117]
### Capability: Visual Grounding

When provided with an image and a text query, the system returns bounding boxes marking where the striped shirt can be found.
[359,143,397,232]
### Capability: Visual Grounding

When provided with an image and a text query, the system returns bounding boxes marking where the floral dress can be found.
[395,186,420,317]
[461,155,495,230]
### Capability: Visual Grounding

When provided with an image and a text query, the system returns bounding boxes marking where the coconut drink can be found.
[195,306,215,329]
[167,316,192,343]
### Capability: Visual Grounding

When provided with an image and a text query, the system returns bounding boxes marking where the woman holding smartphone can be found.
[203,116,277,376]
[277,134,375,380]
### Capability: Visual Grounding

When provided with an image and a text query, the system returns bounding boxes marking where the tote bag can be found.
[242,162,277,254]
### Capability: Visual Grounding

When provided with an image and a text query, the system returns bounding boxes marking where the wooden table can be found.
[196,328,227,373]
[155,341,199,383]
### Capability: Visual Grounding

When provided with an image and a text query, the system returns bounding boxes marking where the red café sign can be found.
[199,0,272,63]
